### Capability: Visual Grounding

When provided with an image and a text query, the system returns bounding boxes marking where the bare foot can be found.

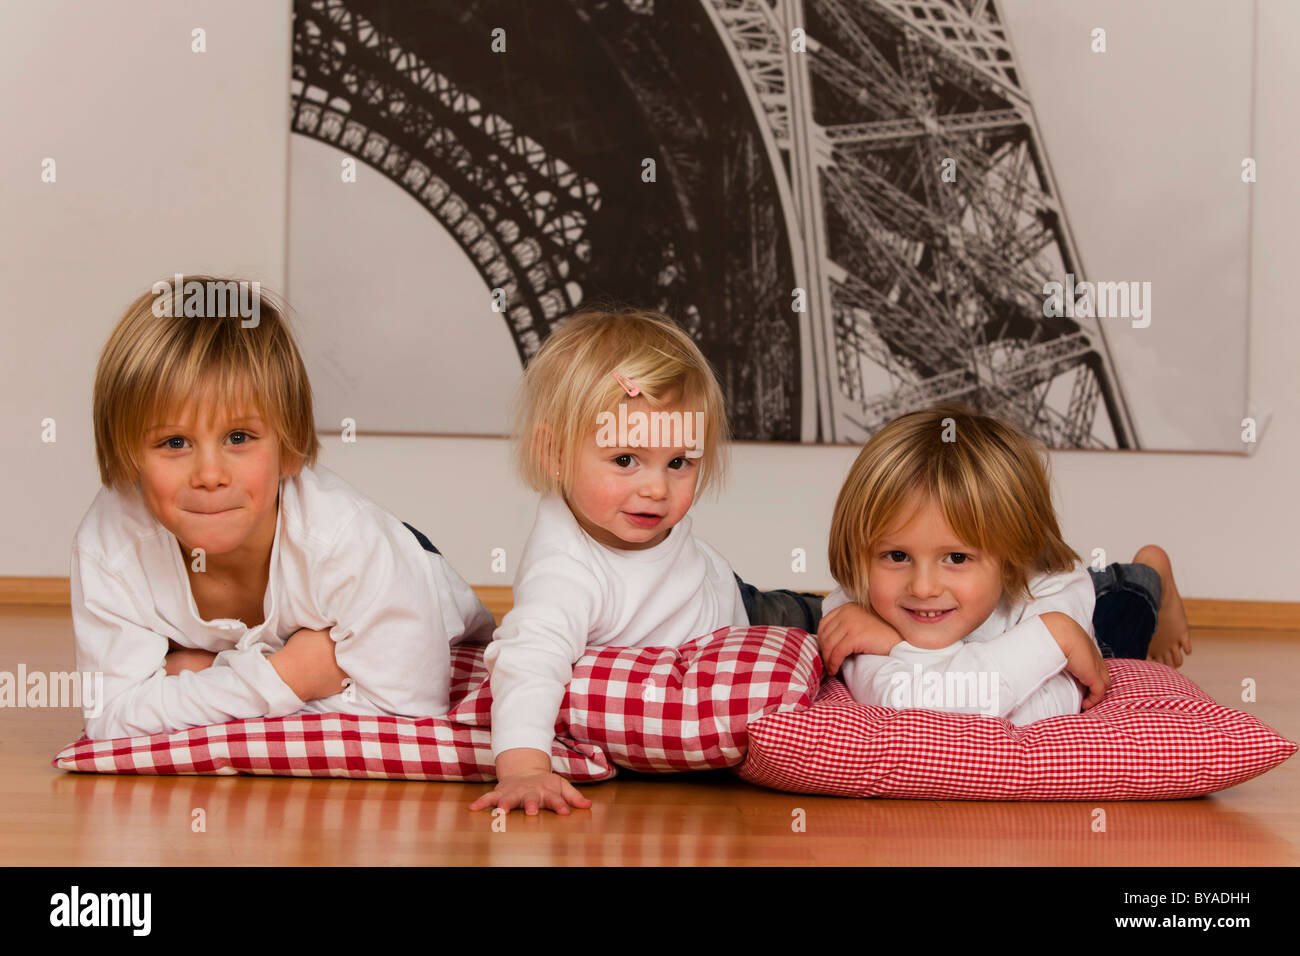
[1134,544,1191,668]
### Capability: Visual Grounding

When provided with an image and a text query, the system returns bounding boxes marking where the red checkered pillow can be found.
[52,643,614,781]
[53,626,820,780]
[448,625,822,772]
[736,659,1296,799]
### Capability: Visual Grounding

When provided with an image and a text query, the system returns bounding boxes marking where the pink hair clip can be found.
[612,370,640,397]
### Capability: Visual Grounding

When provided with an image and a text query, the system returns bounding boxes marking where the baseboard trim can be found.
[0,577,71,606]
[1,577,1296,631]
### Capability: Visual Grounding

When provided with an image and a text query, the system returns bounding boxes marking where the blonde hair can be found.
[513,307,729,499]
[93,275,320,489]
[827,402,1078,607]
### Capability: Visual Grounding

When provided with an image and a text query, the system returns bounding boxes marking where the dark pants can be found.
[735,561,1161,661]
[403,522,441,555]
[733,575,823,634]
[1088,562,1161,660]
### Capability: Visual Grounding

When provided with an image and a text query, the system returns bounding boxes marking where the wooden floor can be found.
[2,605,1296,866]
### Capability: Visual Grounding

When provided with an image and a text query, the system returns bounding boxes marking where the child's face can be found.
[137,400,292,561]
[564,396,702,551]
[866,492,1004,649]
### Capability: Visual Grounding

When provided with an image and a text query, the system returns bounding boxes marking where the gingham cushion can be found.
[735,659,1297,800]
[448,625,822,772]
[53,626,820,779]
[52,643,614,781]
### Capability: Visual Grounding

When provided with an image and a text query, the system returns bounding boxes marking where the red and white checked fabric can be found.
[736,658,1297,800]
[53,626,821,780]
[52,643,614,781]
[449,625,822,772]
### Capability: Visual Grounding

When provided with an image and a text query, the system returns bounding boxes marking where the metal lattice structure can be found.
[291,0,1137,447]
[704,0,1137,446]
[292,0,801,439]
[292,0,600,363]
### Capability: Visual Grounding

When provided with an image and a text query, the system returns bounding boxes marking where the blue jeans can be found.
[735,562,1161,660]
[1088,562,1161,660]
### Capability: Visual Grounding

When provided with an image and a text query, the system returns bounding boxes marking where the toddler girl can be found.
[470,308,817,815]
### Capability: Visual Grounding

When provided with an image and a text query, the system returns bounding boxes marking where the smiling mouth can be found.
[905,608,955,622]
[187,507,238,516]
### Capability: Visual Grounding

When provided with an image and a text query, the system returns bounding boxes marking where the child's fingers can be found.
[543,791,573,815]
[1081,677,1106,709]
[817,606,844,629]
[469,790,502,811]
[827,644,850,677]
[820,634,843,675]
[820,624,847,673]
[561,781,592,808]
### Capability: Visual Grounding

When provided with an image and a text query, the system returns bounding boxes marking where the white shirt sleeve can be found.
[483,551,603,758]
[1012,566,1098,641]
[841,615,1075,722]
[310,511,466,719]
[820,585,853,617]
[72,550,304,740]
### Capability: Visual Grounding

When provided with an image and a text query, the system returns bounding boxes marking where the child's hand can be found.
[817,601,904,676]
[1040,612,1110,710]
[269,628,351,702]
[470,748,593,816]
[164,644,217,676]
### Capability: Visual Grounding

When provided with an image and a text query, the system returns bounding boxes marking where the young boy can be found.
[72,275,495,740]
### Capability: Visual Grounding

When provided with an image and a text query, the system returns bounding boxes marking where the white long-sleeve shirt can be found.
[71,464,496,740]
[484,495,749,757]
[824,566,1096,726]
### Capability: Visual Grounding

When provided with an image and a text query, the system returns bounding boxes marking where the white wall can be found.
[2,0,1296,601]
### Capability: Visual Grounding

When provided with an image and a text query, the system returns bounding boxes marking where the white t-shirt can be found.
[71,464,496,739]
[483,495,749,757]
[824,566,1096,725]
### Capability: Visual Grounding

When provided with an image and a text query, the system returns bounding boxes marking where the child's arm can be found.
[1038,612,1109,709]
[306,510,495,717]
[164,632,351,704]
[840,614,1089,720]
[471,551,603,815]
[988,567,1108,708]
[818,600,903,675]
[73,551,309,740]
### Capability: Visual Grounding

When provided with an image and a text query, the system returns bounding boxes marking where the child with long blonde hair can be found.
[72,276,495,740]
[820,403,1189,724]
[471,308,820,816]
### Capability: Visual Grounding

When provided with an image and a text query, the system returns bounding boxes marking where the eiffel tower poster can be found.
[288,0,1253,451]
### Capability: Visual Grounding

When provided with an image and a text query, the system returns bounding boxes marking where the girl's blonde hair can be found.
[93,275,320,489]
[513,307,729,498]
[827,402,1078,607]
